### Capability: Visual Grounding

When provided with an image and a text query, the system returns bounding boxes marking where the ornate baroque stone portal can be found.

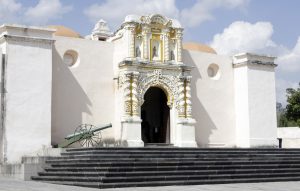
[112,14,197,147]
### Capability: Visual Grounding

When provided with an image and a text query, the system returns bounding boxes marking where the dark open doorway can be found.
[141,87,170,144]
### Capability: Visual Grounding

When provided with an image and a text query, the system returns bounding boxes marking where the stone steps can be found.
[46,160,300,167]
[33,172,300,182]
[32,147,300,188]
[45,157,300,163]
[66,147,300,151]
[38,168,300,177]
[38,176,300,189]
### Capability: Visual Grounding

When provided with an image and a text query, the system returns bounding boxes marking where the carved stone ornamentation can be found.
[137,69,180,109]
[123,73,132,116]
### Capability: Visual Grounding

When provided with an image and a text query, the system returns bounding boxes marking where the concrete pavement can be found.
[0,177,300,191]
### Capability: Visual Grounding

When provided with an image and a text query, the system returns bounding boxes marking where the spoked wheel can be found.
[74,124,102,147]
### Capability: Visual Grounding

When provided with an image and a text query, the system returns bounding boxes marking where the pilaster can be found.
[142,26,150,60]
[176,29,183,63]
[125,24,136,59]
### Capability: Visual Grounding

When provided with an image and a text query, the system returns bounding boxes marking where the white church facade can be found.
[0,14,278,163]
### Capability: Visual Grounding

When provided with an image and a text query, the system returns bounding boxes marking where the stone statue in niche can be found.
[152,46,157,58]
[170,50,175,60]
[135,46,141,58]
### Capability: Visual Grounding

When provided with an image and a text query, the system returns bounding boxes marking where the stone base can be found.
[0,161,45,180]
[249,138,279,148]
[237,138,279,148]
[174,118,197,147]
[0,148,64,180]
[121,117,144,147]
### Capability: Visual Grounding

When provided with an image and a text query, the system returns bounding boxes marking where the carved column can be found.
[142,26,150,60]
[185,76,193,118]
[123,72,132,117]
[175,75,197,147]
[176,29,183,63]
[163,29,170,62]
[121,71,140,117]
[125,24,136,58]
[177,76,193,118]
[119,71,143,147]
[131,72,140,117]
[177,77,186,117]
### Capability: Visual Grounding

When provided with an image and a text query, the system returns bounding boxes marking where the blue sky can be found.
[0,0,299,105]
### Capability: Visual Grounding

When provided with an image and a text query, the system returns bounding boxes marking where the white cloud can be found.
[84,0,179,29]
[180,0,249,28]
[24,0,72,25]
[84,0,248,30]
[210,21,278,55]
[209,20,300,105]
[0,0,22,23]
[277,37,300,73]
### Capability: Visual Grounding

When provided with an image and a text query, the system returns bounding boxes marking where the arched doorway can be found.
[141,87,170,144]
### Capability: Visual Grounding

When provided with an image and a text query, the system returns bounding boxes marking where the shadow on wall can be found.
[51,48,92,146]
[183,50,217,147]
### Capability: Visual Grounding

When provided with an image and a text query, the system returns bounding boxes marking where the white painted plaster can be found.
[52,36,115,146]
[2,26,53,163]
[233,53,277,147]
[278,127,300,148]
[183,50,236,147]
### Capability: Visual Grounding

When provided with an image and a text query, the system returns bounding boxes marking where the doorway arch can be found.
[141,87,170,144]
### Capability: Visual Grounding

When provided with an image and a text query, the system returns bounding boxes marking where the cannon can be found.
[57,123,112,148]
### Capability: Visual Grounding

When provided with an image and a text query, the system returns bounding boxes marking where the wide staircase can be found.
[32,147,300,189]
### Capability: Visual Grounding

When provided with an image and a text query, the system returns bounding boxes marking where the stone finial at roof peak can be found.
[91,19,112,41]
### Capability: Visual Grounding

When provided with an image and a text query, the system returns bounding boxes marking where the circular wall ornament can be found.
[207,63,220,80]
[63,50,79,67]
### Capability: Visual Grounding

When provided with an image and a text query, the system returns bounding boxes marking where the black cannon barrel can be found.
[65,123,112,140]
[90,123,112,133]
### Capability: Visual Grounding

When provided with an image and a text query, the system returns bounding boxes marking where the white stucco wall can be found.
[278,127,300,148]
[110,32,127,76]
[234,61,277,147]
[183,50,236,147]
[234,66,250,147]
[3,32,53,163]
[52,36,115,146]
[248,64,277,146]
[0,49,3,163]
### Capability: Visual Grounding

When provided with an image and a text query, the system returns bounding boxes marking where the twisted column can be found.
[177,76,193,118]
[185,76,193,118]
[177,77,186,117]
[123,73,132,117]
[163,29,170,62]
[131,72,140,117]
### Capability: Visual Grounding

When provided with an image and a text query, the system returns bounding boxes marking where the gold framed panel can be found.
[150,34,163,62]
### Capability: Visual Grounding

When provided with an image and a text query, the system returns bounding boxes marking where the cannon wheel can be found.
[74,124,102,147]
